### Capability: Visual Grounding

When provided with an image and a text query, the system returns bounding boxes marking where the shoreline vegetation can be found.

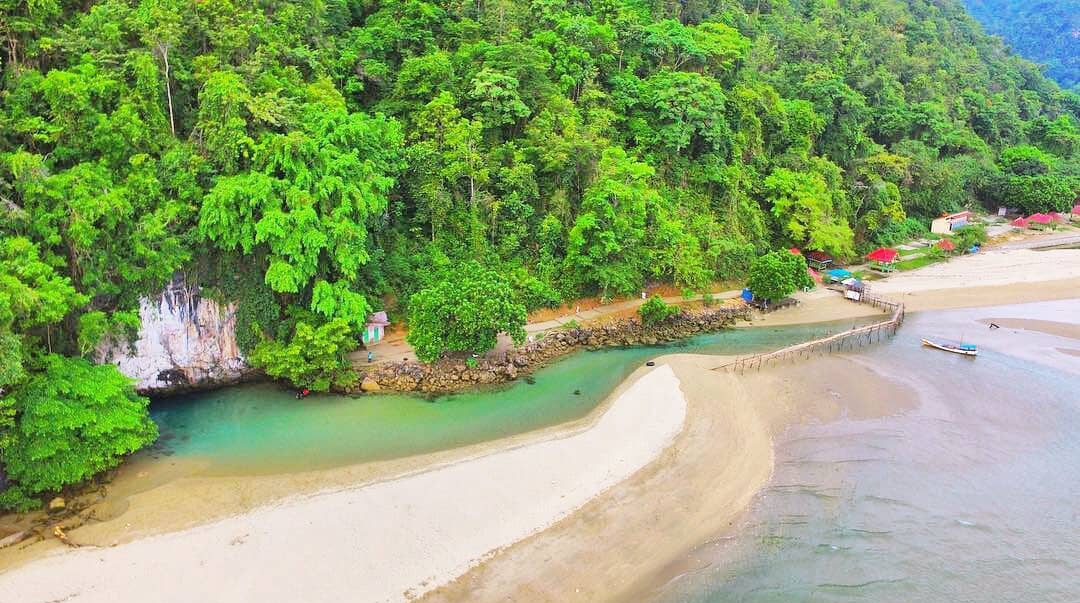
[4,0,1080,518]
[1,245,1079,602]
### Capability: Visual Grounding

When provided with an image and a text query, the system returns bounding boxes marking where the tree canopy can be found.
[962,1,1079,92]
[747,251,812,303]
[406,262,527,363]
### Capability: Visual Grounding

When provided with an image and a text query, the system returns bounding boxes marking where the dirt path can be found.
[349,288,743,369]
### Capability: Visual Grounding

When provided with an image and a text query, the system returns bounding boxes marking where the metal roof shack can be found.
[804,250,833,270]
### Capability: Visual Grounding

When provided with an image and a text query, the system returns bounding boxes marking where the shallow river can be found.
[149,317,878,474]
[653,300,1080,603]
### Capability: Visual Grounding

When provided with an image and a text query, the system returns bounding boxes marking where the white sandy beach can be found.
[871,248,1080,310]
[0,366,686,603]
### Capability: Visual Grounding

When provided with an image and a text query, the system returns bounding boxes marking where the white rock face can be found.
[96,284,250,394]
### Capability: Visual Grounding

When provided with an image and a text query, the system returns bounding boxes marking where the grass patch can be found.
[895,255,945,271]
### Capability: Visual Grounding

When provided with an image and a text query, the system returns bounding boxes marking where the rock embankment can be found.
[350,306,749,394]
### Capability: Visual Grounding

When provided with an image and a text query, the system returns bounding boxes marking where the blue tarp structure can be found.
[741,288,754,302]
[826,268,853,282]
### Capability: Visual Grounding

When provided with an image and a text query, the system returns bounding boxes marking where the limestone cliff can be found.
[96,283,253,395]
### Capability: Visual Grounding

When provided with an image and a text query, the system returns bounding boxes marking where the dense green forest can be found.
[1,0,1079,508]
[962,0,1079,92]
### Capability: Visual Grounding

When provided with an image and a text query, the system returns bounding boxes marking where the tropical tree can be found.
[407,262,527,362]
[747,251,812,303]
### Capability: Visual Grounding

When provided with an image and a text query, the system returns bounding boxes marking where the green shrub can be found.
[951,224,988,252]
[0,356,157,510]
[248,318,358,391]
[638,295,680,325]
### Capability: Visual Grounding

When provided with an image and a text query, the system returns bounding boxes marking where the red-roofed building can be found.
[1011,217,1029,228]
[866,247,900,272]
[1048,212,1066,223]
[1072,205,1080,218]
[789,247,802,255]
[1027,213,1052,228]
[938,239,956,253]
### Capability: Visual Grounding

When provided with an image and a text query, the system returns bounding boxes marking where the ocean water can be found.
[655,300,1080,603]
[148,316,883,475]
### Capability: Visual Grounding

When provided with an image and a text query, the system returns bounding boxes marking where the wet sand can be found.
[422,355,916,603]
[978,318,1080,341]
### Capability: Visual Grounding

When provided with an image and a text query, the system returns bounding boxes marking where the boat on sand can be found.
[922,338,978,356]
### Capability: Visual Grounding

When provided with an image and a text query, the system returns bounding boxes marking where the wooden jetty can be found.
[713,294,905,373]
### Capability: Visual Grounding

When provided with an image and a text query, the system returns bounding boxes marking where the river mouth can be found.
[144,317,886,477]
[647,299,1080,603]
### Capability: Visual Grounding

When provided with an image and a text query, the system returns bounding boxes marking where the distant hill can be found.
[963,0,1079,91]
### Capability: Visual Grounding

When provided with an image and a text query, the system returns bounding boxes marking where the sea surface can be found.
[653,299,1080,603]
[148,316,881,474]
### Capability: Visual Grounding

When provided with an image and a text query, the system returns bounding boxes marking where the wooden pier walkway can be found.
[713,294,905,373]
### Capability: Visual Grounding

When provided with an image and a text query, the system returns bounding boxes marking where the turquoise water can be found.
[149,318,880,475]
[654,301,1080,603]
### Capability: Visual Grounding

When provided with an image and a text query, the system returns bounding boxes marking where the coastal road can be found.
[993,230,1080,250]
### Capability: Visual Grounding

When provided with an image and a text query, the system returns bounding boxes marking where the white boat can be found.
[922,338,978,356]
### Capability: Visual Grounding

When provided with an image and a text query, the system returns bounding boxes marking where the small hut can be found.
[937,239,956,254]
[866,247,899,273]
[805,250,834,271]
[825,268,853,283]
[362,311,390,346]
[843,278,866,301]
[1048,212,1067,224]
[930,211,972,235]
[1010,217,1029,229]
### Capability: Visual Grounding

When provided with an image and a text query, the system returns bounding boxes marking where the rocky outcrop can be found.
[96,282,254,395]
[349,306,749,394]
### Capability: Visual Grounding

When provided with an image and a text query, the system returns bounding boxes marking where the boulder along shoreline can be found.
[344,305,752,395]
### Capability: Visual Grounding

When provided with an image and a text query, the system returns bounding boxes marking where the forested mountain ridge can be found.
[962,0,1079,92]
[1,0,1078,508]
